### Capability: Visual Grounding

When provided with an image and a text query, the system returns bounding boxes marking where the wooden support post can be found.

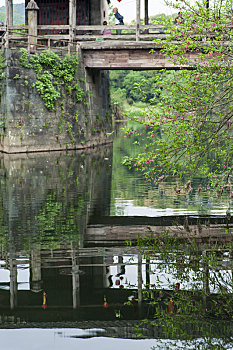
[26,0,39,53]
[8,0,13,26]
[144,0,149,34]
[5,0,9,48]
[10,257,17,309]
[69,0,76,46]
[145,0,148,25]
[136,0,141,41]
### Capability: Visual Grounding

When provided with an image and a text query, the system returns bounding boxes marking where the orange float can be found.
[103,296,109,308]
[42,291,47,310]
[168,299,174,313]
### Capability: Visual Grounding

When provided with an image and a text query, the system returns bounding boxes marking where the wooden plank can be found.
[89,215,232,226]
[38,25,69,30]
[9,25,27,30]
[75,25,164,31]
[76,34,168,41]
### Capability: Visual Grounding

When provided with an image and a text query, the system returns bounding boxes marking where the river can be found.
[0,127,232,350]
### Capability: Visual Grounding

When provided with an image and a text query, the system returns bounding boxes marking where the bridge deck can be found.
[80,41,199,70]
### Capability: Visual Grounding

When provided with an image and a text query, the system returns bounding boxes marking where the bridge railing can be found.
[1,23,233,52]
[0,24,167,51]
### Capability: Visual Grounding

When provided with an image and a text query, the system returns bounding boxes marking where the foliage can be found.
[19,48,84,110]
[123,0,233,190]
[110,70,163,104]
[132,228,233,349]
[35,193,84,249]
[108,2,115,25]
[0,3,25,24]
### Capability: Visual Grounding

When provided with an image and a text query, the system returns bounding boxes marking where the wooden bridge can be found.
[86,214,233,246]
[0,0,228,70]
[0,24,207,70]
[0,0,229,72]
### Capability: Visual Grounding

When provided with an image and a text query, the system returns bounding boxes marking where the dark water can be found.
[0,130,232,349]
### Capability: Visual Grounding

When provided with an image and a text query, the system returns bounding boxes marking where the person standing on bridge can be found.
[113,7,124,35]
[174,12,184,25]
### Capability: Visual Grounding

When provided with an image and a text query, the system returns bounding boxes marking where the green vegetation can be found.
[121,0,233,190]
[0,3,25,24]
[35,192,84,249]
[19,48,84,111]
[110,70,163,105]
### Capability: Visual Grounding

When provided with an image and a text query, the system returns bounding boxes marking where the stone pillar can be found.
[136,0,141,41]
[26,0,39,53]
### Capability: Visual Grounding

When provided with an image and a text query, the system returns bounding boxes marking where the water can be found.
[0,130,232,349]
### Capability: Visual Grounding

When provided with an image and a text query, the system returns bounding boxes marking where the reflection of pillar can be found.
[203,250,209,307]
[71,247,80,309]
[31,250,42,292]
[9,257,17,309]
[146,257,150,289]
[138,254,142,317]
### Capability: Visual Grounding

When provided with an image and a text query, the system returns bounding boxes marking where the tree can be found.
[123,0,233,191]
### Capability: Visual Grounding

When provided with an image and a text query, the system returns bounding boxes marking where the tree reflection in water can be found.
[134,228,233,349]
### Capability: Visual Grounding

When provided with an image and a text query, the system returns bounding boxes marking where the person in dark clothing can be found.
[174,12,184,25]
[113,7,124,35]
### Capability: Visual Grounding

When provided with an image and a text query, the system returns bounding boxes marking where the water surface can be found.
[0,130,232,349]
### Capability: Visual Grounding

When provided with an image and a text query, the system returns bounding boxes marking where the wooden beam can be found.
[8,0,13,26]
[5,0,8,26]
[136,0,140,41]
[69,0,76,43]
[89,215,231,226]
[144,0,148,25]
[75,24,164,30]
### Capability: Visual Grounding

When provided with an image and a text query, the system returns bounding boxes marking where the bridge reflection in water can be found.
[0,146,232,343]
